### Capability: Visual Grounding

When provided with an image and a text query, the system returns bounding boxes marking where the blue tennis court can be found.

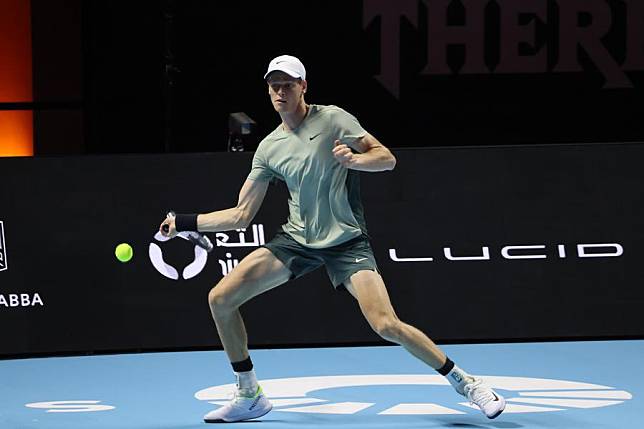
[1,340,640,428]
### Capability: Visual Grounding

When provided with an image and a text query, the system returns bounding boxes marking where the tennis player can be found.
[160,55,506,423]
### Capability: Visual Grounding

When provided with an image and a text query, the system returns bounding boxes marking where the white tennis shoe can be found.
[463,378,506,419]
[203,386,272,423]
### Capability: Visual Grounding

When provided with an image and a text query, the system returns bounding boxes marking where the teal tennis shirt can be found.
[247,104,368,249]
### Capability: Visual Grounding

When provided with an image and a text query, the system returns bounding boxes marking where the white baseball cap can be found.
[264,55,306,80]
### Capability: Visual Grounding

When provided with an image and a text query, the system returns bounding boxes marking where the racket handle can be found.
[162,210,176,233]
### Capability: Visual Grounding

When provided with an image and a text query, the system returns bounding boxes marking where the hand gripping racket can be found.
[162,211,214,252]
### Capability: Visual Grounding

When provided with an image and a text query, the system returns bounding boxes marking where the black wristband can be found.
[174,214,198,232]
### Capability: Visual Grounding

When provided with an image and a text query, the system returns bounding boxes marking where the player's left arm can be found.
[332,133,397,172]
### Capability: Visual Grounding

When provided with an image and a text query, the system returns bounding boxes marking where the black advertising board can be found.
[1,144,643,356]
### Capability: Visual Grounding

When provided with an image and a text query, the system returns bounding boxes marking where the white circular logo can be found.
[148,232,208,280]
[195,374,632,415]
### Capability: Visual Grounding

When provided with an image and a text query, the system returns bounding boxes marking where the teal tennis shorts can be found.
[263,230,379,288]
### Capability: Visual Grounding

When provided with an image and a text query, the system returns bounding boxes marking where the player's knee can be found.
[371,315,402,342]
[208,283,234,313]
[207,287,222,309]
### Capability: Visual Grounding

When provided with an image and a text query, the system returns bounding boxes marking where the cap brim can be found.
[264,67,302,80]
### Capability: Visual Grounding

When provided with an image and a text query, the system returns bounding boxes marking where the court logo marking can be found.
[195,374,632,416]
[26,401,115,413]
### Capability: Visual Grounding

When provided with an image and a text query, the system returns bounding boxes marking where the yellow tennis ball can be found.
[115,243,133,263]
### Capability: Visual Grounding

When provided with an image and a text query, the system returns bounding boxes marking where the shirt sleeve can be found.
[333,106,367,145]
[246,147,274,182]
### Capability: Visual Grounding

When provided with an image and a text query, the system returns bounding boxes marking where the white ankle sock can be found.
[235,369,258,393]
[445,365,475,395]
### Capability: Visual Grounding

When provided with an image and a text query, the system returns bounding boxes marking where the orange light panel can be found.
[0,110,34,157]
[0,0,33,157]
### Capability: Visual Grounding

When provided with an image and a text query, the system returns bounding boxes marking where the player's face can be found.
[267,72,306,113]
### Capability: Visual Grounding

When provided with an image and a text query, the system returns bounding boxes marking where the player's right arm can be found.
[199,179,269,231]
[159,179,269,237]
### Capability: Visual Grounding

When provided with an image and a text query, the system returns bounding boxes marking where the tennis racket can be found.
[162,211,214,252]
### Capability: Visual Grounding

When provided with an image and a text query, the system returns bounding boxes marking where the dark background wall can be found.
[30,0,644,155]
[31,0,83,155]
[3,0,640,358]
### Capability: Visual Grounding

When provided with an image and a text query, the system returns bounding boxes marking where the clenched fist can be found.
[332,140,358,168]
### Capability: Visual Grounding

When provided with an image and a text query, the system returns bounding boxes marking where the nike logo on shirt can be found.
[355,257,368,263]
[309,133,322,141]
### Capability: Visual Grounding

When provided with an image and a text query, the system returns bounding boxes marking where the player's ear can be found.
[301,79,308,94]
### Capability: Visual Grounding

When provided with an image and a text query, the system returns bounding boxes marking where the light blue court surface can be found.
[1,341,642,429]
